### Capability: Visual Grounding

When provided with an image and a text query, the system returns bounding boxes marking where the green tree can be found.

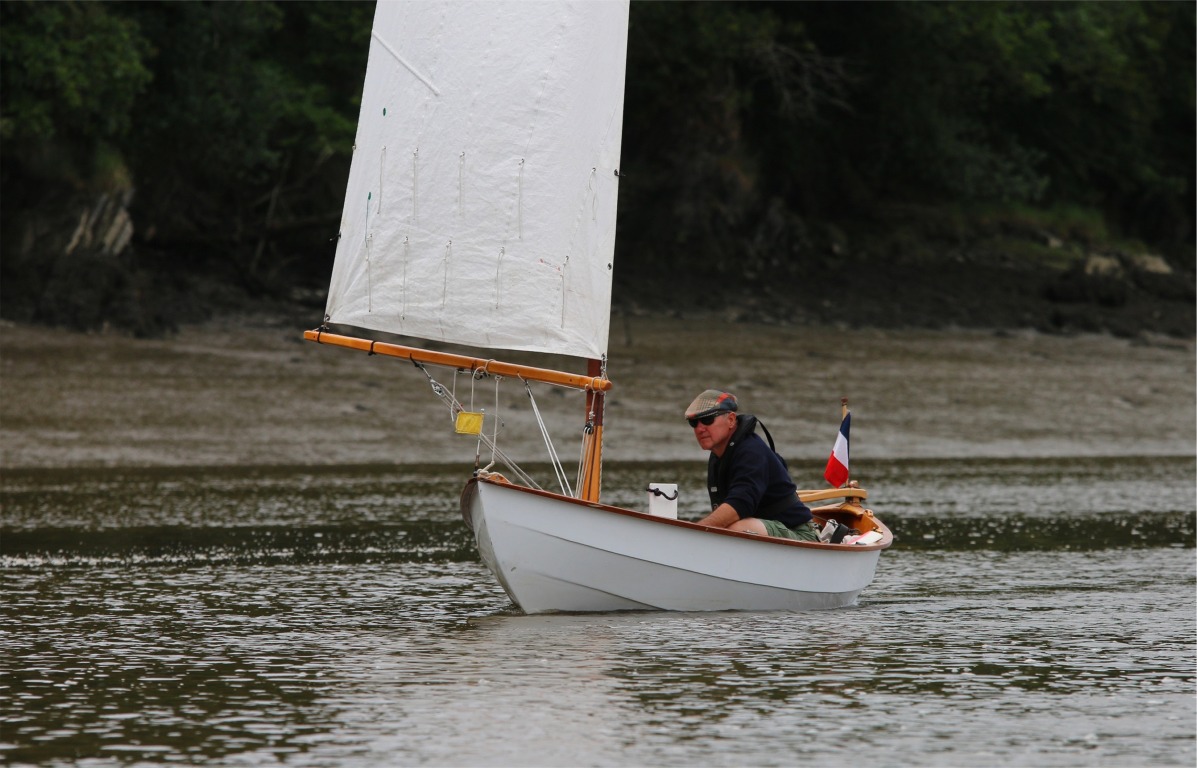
[121,1,371,294]
[773,1,1192,233]
[1,1,150,186]
[619,1,847,292]
[0,1,153,329]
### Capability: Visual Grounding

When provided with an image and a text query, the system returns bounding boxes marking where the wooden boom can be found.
[304,329,613,392]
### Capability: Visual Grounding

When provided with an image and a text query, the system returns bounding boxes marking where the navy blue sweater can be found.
[706,419,812,528]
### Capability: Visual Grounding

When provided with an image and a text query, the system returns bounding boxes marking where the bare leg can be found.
[728,517,768,535]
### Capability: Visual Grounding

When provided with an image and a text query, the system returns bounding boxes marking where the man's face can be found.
[691,411,736,456]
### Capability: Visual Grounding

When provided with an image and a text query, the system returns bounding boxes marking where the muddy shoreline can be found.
[2,310,1193,471]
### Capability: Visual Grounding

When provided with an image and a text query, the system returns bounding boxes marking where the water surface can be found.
[3,457,1193,766]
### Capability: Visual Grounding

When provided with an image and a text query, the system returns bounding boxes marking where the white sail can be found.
[325,0,629,361]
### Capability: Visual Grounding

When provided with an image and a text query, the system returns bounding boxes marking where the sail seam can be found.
[372,31,440,96]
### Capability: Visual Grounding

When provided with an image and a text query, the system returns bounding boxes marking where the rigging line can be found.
[491,374,500,467]
[575,424,589,495]
[412,149,419,226]
[451,368,461,424]
[524,379,573,497]
[576,399,598,492]
[412,361,540,489]
[473,405,486,471]
[577,434,598,499]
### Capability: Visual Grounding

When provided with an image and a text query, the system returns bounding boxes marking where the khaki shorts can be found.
[761,519,820,541]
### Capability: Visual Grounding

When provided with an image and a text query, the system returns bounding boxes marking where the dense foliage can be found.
[1,1,1192,334]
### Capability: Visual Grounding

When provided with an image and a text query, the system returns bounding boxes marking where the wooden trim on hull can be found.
[462,474,892,552]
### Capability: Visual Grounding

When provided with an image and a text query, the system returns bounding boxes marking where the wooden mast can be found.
[579,357,605,502]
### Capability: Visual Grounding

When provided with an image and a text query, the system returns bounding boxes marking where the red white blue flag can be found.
[823,412,850,487]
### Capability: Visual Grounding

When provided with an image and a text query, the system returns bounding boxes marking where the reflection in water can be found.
[2,457,1194,766]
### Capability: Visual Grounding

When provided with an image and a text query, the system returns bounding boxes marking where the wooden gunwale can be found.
[462,475,892,552]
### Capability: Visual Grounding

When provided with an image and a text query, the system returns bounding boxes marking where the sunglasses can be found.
[688,412,727,429]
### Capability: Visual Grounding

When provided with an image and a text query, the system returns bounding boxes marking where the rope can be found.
[490,371,500,468]
[525,379,573,497]
[575,419,593,496]
[412,361,541,490]
[645,485,678,501]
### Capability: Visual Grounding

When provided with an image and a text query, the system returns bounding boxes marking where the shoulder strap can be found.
[756,418,776,453]
[754,417,787,469]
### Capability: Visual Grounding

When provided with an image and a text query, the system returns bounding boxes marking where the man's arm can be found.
[695,503,740,529]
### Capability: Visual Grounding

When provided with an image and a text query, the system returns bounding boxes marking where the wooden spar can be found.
[798,487,867,503]
[579,358,605,502]
[304,330,613,392]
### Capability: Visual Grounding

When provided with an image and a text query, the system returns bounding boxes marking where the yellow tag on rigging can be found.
[455,411,484,435]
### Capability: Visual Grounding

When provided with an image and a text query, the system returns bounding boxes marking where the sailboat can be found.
[306,0,891,613]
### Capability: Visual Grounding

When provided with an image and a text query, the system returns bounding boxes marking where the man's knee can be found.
[728,518,768,535]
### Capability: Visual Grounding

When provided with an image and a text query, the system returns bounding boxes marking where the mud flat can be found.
[1,314,1193,469]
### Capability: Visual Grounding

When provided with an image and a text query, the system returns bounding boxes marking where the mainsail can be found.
[325,0,630,361]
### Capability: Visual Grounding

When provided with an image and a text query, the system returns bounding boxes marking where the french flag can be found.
[823,412,850,487]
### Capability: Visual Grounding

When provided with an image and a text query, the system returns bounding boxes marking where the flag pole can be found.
[841,397,855,489]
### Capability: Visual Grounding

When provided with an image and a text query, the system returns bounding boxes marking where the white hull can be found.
[461,477,890,614]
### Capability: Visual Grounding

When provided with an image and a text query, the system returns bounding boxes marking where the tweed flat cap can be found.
[685,389,738,419]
